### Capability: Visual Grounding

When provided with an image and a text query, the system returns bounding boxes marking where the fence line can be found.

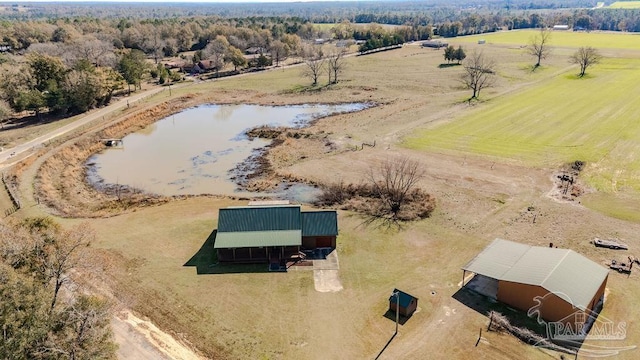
[2,172,20,217]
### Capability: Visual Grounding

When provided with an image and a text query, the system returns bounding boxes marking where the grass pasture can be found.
[609,1,640,8]
[405,56,640,194]
[5,28,640,360]
[454,29,640,50]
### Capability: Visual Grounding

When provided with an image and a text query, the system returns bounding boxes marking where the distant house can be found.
[553,25,569,30]
[214,204,338,264]
[462,238,608,326]
[389,289,418,317]
[197,60,217,71]
[245,46,265,55]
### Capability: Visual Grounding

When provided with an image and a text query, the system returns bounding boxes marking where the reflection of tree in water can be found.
[212,104,238,121]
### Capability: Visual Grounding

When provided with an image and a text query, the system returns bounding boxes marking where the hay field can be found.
[454,29,640,50]
[405,56,640,193]
[609,1,640,8]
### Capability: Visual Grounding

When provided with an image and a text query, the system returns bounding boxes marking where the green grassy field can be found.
[405,56,640,193]
[453,29,640,50]
[609,1,640,8]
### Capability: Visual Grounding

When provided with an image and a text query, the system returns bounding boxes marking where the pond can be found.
[87,103,368,200]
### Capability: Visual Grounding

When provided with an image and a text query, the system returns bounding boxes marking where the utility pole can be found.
[393,290,400,334]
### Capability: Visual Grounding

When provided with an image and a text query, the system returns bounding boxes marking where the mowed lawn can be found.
[454,29,640,50]
[405,56,640,193]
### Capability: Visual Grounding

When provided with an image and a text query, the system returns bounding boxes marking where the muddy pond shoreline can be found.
[86,102,371,202]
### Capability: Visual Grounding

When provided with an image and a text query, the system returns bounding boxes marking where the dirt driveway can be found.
[313,251,343,292]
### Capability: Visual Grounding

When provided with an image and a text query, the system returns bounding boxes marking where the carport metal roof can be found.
[214,230,302,248]
[463,238,609,310]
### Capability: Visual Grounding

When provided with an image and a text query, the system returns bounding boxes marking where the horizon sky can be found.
[3,0,369,3]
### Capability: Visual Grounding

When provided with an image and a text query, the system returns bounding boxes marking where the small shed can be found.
[553,25,569,31]
[389,289,418,317]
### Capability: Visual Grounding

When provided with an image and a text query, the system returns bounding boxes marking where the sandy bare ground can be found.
[113,310,205,360]
[313,251,343,292]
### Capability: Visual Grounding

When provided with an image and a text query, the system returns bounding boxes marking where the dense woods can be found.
[0,0,639,120]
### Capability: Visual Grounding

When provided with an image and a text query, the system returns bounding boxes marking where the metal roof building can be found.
[214,205,338,264]
[389,289,419,317]
[462,238,608,323]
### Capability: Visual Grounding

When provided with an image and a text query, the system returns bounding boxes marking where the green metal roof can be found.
[218,205,301,232]
[214,230,302,248]
[302,211,338,237]
[463,238,609,311]
[389,289,418,308]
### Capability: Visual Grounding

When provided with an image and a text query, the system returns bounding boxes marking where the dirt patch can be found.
[547,160,587,204]
[313,270,343,293]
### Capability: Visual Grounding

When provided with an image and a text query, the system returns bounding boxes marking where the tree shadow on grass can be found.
[183,229,269,274]
[438,63,461,68]
[1,112,67,132]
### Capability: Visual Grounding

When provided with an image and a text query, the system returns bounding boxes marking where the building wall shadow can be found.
[452,286,547,337]
[382,309,411,326]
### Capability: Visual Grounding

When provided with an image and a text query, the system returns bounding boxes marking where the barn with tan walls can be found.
[462,239,609,325]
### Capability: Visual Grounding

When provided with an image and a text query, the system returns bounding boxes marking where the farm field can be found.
[405,57,640,193]
[609,1,640,8]
[5,30,640,359]
[455,29,640,50]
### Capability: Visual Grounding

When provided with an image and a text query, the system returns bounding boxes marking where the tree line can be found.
[0,2,635,121]
[0,217,116,360]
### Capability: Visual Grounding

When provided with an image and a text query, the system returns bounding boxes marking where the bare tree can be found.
[369,156,425,220]
[204,35,230,77]
[45,223,93,311]
[0,219,115,360]
[54,295,116,360]
[327,49,347,84]
[269,40,289,67]
[70,35,116,67]
[0,99,11,128]
[570,46,601,77]
[302,45,325,86]
[528,27,552,68]
[460,50,496,100]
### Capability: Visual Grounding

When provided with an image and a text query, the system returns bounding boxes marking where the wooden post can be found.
[488,311,493,331]
[475,327,482,346]
[462,270,465,287]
